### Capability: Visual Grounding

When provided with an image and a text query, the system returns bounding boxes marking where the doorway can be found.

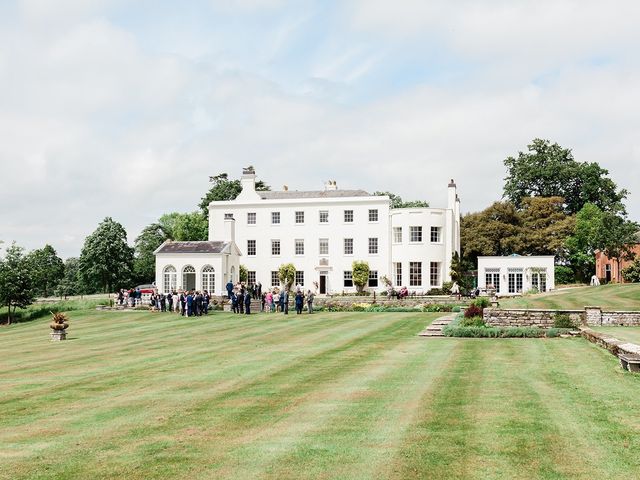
[319,274,327,294]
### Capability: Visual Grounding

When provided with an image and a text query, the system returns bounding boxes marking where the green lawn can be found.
[498,283,640,310]
[2,310,640,479]
[592,326,640,344]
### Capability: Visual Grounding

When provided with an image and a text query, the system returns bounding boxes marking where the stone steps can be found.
[419,314,456,338]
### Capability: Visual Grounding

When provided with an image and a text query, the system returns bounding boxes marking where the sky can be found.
[1,0,640,258]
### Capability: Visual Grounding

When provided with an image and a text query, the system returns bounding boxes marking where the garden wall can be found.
[484,306,640,327]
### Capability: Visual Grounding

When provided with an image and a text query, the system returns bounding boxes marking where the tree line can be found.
[460,138,639,285]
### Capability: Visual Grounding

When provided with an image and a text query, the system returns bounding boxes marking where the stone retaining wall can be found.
[484,306,640,327]
[483,308,583,328]
[580,328,640,357]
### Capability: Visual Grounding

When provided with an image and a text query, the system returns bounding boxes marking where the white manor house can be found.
[155,168,461,296]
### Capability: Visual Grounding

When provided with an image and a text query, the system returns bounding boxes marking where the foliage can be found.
[55,257,83,298]
[26,244,64,297]
[553,314,578,329]
[597,211,639,282]
[199,171,270,216]
[352,261,370,293]
[565,203,604,281]
[373,191,429,209]
[278,263,296,292]
[472,297,491,309]
[554,265,575,285]
[546,328,573,338]
[50,311,69,331]
[460,201,522,264]
[79,217,134,293]
[503,138,627,215]
[133,223,168,284]
[441,281,453,295]
[314,302,459,313]
[460,316,486,327]
[443,324,547,338]
[464,304,483,318]
[622,260,640,283]
[516,197,575,257]
[239,264,248,283]
[0,243,36,324]
[449,252,463,283]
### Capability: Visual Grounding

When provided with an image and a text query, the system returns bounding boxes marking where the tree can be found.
[133,223,169,284]
[565,203,606,281]
[374,191,429,209]
[79,217,134,293]
[597,212,639,283]
[0,243,36,324]
[503,138,627,214]
[239,264,248,283]
[352,261,370,294]
[460,201,522,265]
[515,197,576,257]
[622,260,640,283]
[27,244,65,297]
[278,263,296,292]
[55,257,82,298]
[199,170,270,216]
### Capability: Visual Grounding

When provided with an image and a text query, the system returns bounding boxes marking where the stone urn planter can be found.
[50,312,69,341]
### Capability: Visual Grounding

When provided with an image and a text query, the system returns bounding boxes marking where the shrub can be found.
[553,313,577,329]
[555,265,575,285]
[472,297,490,309]
[622,259,640,283]
[546,327,573,338]
[441,281,453,294]
[452,306,461,312]
[443,325,546,338]
[460,316,485,327]
[464,304,483,318]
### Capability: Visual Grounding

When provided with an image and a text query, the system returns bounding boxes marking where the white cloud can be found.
[1,1,639,259]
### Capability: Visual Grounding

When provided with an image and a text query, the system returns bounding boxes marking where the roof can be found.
[257,189,371,200]
[155,241,229,254]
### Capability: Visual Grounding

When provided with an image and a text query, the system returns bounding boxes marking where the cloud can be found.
[1,1,639,259]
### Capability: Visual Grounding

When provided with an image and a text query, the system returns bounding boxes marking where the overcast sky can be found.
[1,0,639,258]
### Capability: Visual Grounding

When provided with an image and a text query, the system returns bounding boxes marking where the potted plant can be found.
[50,312,69,341]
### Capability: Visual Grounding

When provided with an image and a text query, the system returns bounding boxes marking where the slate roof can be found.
[258,189,371,200]
[155,241,228,254]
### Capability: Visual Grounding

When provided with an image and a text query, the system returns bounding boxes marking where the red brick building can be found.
[595,244,640,283]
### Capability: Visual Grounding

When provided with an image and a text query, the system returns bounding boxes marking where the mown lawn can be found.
[498,283,640,310]
[2,310,640,479]
[593,326,640,344]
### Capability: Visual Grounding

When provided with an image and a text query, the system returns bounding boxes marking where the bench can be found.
[618,353,640,372]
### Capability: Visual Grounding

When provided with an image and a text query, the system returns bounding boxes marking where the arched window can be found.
[182,265,196,291]
[202,265,215,293]
[163,265,177,293]
[230,266,235,283]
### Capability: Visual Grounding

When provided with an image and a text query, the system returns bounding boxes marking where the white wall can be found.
[209,196,391,293]
[155,253,238,296]
[477,256,555,296]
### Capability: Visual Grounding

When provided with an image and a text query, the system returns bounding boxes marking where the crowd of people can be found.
[226,280,315,315]
[116,280,317,316]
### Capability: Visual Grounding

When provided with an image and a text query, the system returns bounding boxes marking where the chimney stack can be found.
[324,180,338,191]
[223,215,235,244]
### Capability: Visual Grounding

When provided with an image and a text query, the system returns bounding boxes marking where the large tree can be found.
[79,217,134,293]
[158,212,208,241]
[27,244,65,297]
[460,201,522,265]
[133,223,168,284]
[503,138,627,214]
[55,257,82,298]
[278,263,296,292]
[352,261,370,294]
[515,197,576,257]
[0,243,36,324]
[597,212,639,283]
[374,191,429,209]
[199,171,270,216]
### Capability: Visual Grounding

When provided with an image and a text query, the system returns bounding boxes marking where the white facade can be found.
[477,255,555,296]
[154,221,241,296]
[206,169,460,294]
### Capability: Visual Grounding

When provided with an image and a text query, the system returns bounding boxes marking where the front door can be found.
[319,275,327,294]
[605,264,612,283]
